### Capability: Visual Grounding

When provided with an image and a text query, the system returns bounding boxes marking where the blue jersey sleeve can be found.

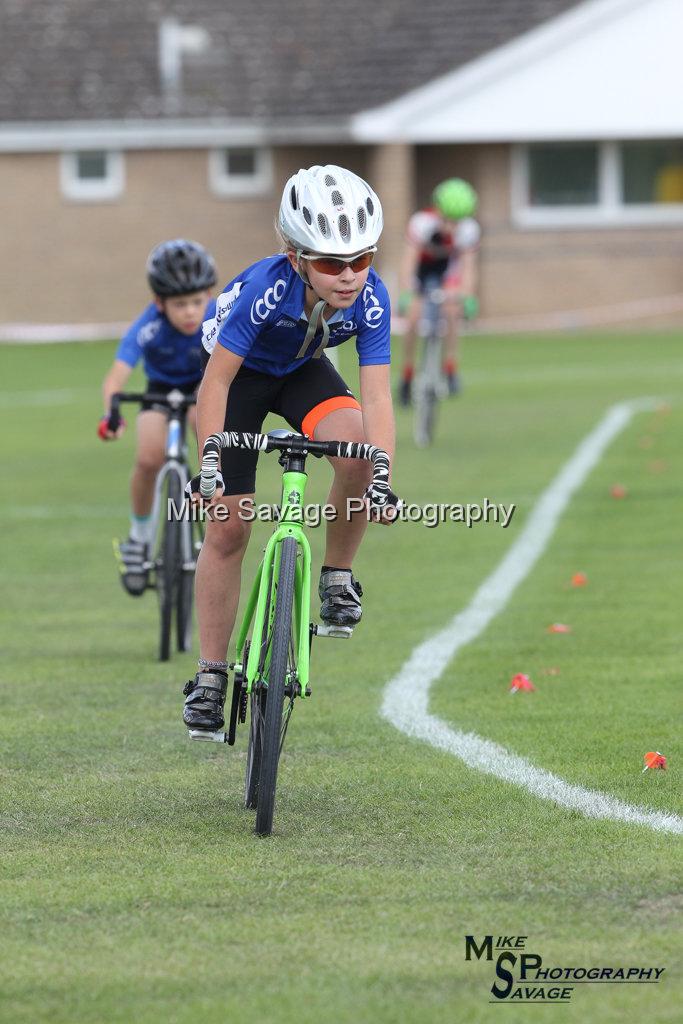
[216,263,288,358]
[115,305,158,368]
[355,275,391,366]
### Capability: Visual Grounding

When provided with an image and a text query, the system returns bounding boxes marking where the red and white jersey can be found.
[408,208,481,273]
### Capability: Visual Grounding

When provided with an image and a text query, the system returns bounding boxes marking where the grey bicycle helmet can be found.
[146,239,217,297]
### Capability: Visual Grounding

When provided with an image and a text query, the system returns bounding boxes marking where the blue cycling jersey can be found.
[202,255,391,377]
[116,299,217,386]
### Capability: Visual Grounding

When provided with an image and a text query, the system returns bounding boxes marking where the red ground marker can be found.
[642,751,667,772]
[509,673,536,693]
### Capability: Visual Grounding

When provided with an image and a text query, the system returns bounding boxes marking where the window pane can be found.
[622,141,683,204]
[225,148,257,177]
[76,151,108,180]
[528,144,598,206]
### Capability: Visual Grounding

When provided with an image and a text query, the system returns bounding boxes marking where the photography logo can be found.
[464,934,665,1004]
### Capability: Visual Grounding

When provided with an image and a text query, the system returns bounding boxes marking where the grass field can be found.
[1,332,681,1024]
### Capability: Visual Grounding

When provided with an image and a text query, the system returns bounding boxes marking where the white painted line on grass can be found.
[382,398,683,835]
[0,387,94,409]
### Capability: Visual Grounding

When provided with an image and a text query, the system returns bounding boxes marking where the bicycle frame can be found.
[233,467,312,697]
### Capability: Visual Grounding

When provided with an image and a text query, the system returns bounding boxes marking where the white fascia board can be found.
[352,0,678,142]
[0,118,348,153]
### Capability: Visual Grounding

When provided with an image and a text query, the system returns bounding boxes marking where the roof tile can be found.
[0,0,582,123]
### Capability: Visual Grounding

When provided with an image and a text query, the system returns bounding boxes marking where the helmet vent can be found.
[357,207,367,232]
[302,206,312,225]
[338,214,351,241]
[331,189,344,207]
[317,213,330,237]
[366,197,374,216]
[290,185,298,210]
[324,174,337,186]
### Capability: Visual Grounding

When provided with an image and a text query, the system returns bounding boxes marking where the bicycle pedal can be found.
[187,729,227,744]
[313,624,354,639]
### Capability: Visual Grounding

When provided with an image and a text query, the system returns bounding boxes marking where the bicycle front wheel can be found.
[254,535,297,837]
[176,517,200,653]
[244,682,266,810]
[155,470,182,661]
[414,337,441,448]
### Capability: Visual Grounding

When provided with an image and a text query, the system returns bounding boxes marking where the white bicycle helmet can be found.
[279,165,383,255]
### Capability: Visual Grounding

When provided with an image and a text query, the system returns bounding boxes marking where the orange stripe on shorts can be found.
[302,395,361,440]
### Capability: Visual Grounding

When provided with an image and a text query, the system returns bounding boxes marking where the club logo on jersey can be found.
[217,281,242,320]
[330,319,357,336]
[137,319,162,347]
[203,282,243,351]
[362,284,385,329]
[250,279,287,325]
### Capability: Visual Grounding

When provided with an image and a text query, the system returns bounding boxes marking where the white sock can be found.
[130,514,153,545]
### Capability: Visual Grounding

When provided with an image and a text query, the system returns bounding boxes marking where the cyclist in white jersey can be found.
[182,165,401,734]
[397,178,480,404]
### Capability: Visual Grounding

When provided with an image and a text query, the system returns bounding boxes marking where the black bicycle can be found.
[110,390,202,661]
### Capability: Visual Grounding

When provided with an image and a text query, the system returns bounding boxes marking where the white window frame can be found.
[511,141,683,229]
[60,150,125,202]
[208,146,273,197]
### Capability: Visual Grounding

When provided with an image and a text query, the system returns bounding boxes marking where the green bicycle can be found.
[187,428,392,837]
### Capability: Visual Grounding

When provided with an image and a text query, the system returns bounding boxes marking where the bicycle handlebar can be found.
[109,390,197,431]
[199,431,392,507]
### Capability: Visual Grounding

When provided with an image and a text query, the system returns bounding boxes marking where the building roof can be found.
[354,0,680,142]
[1,0,581,128]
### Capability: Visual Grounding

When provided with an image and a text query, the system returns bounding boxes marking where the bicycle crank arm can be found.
[187,729,229,743]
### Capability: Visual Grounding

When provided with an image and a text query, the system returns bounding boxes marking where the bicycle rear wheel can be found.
[155,470,182,661]
[254,535,297,836]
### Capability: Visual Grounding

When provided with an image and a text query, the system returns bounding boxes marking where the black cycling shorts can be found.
[141,378,201,412]
[201,351,361,495]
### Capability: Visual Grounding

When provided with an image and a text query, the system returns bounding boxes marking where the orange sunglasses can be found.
[298,248,376,276]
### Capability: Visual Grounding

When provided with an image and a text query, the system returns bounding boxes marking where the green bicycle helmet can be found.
[432,178,478,220]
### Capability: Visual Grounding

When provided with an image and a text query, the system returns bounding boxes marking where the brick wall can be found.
[417,143,683,325]
[1,142,682,327]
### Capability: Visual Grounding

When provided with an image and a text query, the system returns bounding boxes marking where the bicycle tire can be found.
[244,685,266,809]
[244,555,276,810]
[254,535,297,836]
[414,337,441,448]
[156,471,182,661]
[176,518,197,653]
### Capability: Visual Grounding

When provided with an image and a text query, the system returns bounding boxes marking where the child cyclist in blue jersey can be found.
[182,165,401,733]
[99,239,217,594]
